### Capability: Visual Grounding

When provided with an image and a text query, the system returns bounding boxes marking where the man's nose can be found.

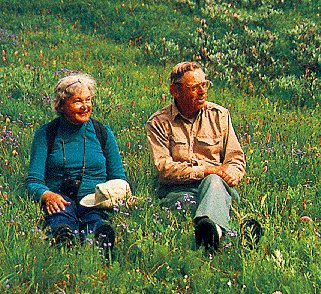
[197,85,206,93]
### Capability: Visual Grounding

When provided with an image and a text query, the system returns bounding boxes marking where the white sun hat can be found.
[80,179,133,209]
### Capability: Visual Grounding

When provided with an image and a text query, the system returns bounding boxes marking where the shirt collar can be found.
[170,101,181,121]
[170,101,208,122]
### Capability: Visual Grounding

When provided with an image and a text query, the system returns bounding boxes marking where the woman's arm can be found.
[25,125,51,201]
[26,124,71,212]
[104,125,127,181]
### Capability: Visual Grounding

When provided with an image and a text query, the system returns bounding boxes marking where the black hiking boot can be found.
[195,217,220,253]
[52,224,75,248]
[94,224,116,262]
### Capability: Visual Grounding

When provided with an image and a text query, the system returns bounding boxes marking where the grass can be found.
[1,0,320,293]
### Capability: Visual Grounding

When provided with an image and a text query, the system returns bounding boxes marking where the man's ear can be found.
[170,84,177,98]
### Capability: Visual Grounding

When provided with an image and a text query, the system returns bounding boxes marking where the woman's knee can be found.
[45,203,78,229]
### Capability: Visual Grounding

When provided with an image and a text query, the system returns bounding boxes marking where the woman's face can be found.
[60,87,93,124]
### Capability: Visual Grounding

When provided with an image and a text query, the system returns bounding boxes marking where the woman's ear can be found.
[58,101,65,112]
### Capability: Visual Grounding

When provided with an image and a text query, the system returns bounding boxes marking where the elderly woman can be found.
[26,73,126,252]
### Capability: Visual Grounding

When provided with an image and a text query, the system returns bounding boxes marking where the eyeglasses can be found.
[175,80,211,92]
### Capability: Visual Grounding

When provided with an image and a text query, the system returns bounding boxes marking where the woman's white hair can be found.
[52,73,96,114]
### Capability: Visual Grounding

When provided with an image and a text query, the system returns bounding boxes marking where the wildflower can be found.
[120,211,130,216]
[227,229,238,238]
[41,95,51,104]
[272,249,285,268]
[85,238,93,245]
[118,200,126,206]
[103,242,112,248]
[1,126,19,150]
[153,212,160,221]
[175,201,182,210]
[183,193,191,202]
[163,207,170,214]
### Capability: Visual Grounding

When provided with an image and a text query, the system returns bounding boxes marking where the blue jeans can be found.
[159,174,239,230]
[44,195,109,236]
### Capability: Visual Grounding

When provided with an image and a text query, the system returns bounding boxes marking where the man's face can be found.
[171,69,209,117]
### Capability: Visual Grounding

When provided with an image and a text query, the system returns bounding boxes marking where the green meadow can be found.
[0,0,320,293]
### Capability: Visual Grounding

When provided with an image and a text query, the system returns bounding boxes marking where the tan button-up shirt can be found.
[145,101,246,184]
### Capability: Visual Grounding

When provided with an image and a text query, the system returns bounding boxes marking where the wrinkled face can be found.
[170,69,209,118]
[60,87,93,124]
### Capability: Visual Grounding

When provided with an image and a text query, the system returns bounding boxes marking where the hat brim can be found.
[79,194,113,209]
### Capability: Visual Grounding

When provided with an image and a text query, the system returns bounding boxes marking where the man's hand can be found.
[205,166,239,187]
[41,191,71,215]
[204,166,221,177]
[217,170,239,187]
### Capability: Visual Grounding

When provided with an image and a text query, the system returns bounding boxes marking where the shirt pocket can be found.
[169,136,189,161]
[195,135,222,161]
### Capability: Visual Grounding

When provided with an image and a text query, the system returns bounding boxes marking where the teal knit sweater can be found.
[26,117,126,201]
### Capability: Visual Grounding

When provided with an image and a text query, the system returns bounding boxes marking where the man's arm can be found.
[217,111,246,186]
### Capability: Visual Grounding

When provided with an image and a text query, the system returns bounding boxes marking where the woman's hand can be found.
[42,191,71,215]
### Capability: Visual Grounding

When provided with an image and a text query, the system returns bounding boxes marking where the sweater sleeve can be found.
[104,125,127,181]
[25,125,50,202]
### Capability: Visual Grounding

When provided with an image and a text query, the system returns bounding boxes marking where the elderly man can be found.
[145,61,246,252]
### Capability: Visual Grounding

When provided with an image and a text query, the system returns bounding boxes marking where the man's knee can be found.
[201,174,238,202]
[203,174,224,187]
